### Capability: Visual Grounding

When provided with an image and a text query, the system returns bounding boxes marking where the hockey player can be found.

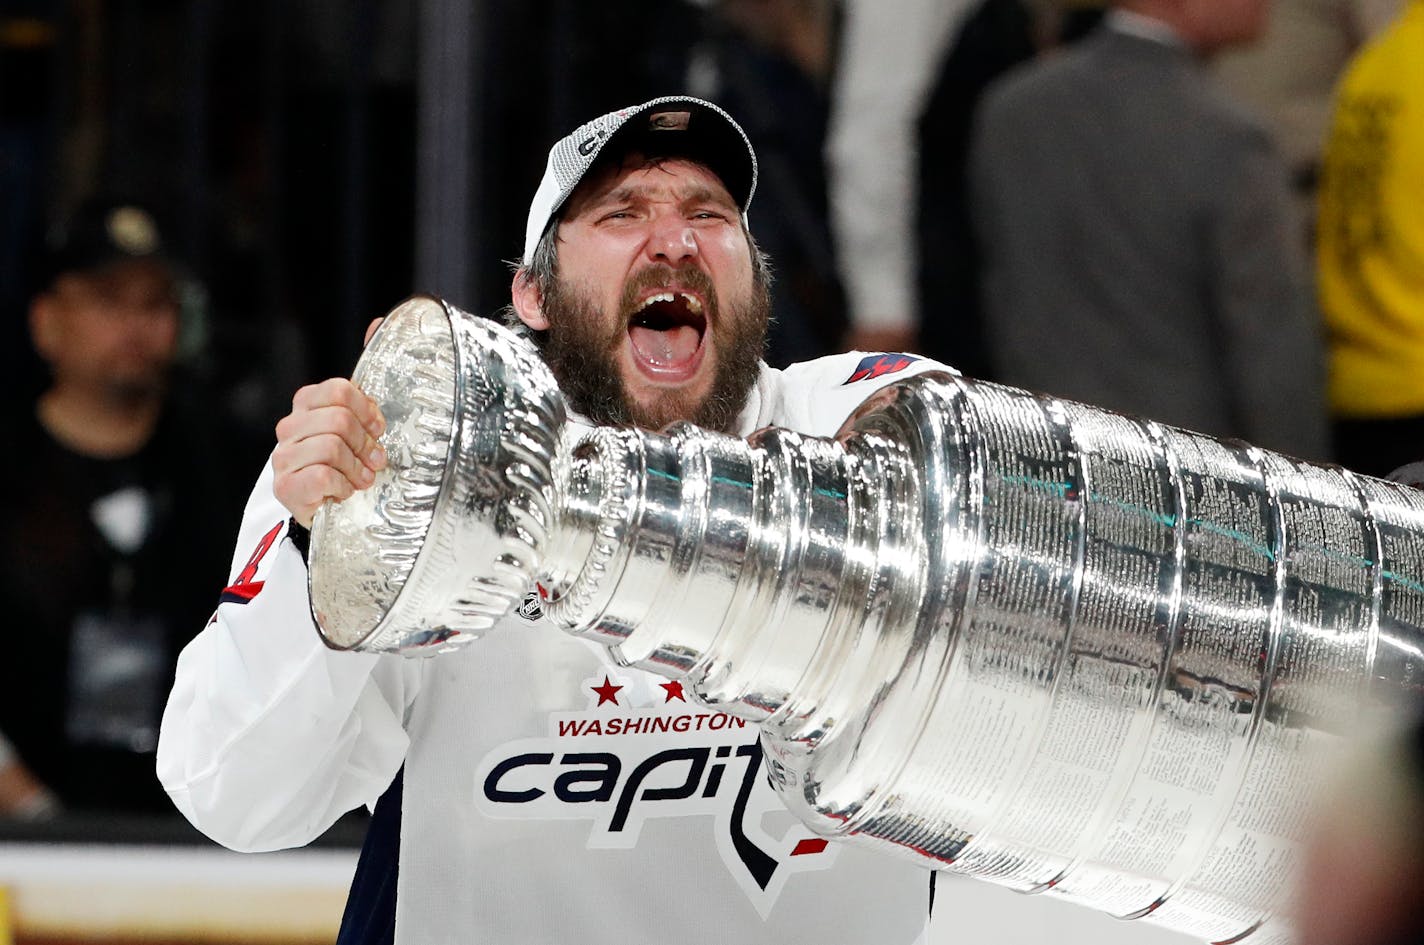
[158,96,945,944]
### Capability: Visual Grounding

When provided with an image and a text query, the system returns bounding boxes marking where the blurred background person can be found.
[825,0,976,360]
[968,0,1330,461]
[910,0,1104,380]
[0,198,259,818]
[1214,0,1401,240]
[1315,0,1424,478]
[826,0,1104,378]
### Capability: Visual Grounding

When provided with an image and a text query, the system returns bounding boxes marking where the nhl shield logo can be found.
[516,591,544,622]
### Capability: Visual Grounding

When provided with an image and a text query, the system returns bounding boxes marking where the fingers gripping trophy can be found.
[308,295,1424,945]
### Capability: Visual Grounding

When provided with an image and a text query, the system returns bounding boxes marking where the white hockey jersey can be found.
[158,350,948,945]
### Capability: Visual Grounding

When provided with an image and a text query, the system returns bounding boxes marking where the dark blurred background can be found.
[1,0,856,434]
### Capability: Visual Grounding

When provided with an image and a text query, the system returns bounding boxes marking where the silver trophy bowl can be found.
[309,296,1424,943]
[308,295,564,653]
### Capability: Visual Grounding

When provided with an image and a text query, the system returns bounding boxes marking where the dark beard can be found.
[532,265,769,433]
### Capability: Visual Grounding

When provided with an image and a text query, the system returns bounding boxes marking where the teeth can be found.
[637,291,704,315]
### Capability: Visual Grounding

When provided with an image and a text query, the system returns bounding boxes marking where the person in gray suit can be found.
[968,0,1329,462]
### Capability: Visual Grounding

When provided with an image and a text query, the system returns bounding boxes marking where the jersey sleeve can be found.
[156,457,418,852]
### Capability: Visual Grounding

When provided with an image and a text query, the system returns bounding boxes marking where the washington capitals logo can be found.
[844,353,918,385]
[475,671,840,913]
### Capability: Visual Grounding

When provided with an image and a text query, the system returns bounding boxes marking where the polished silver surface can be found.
[310,297,1424,942]
[307,296,564,653]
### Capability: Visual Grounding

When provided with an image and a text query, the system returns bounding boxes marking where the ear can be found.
[28,294,60,361]
[510,269,549,331]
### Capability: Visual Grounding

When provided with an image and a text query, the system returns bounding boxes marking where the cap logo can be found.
[576,130,606,157]
[647,110,691,131]
[106,206,160,255]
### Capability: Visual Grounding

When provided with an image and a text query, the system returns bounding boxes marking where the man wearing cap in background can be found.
[158,97,942,944]
[0,199,255,818]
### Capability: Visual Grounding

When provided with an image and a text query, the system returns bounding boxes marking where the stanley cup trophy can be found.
[308,296,1424,944]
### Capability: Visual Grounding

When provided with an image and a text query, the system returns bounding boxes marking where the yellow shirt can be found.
[1317,1,1424,417]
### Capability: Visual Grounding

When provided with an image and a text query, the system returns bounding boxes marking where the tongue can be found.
[629,324,700,366]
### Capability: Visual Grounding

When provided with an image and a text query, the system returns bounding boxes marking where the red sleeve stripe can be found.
[219,581,266,606]
[215,520,286,609]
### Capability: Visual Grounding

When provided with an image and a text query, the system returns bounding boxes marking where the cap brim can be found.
[591,99,756,212]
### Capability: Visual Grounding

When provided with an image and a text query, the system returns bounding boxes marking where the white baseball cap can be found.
[521,95,759,266]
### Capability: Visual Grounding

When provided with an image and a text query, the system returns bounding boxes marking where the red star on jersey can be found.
[592,675,623,706]
[660,680,686,702]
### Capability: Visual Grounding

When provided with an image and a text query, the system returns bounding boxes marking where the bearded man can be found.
[158,97,947,945]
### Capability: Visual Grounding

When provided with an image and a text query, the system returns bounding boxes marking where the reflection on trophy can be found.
[309,296,1424,944]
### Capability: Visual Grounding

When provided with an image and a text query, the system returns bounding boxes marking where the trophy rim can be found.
[308,293,464,652]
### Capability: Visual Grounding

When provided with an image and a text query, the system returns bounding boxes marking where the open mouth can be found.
[626,290,708,379]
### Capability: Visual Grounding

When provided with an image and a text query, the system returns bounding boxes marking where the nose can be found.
[645,213,698,266]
